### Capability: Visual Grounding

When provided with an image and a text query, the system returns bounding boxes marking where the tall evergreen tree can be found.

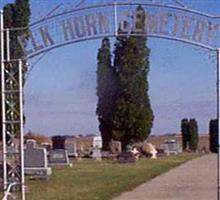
[3,0,30,61]
[112,6,153,150]
[96,37,116,150]
[181,118,189,150]
[189,118,199,151]
[209,119,218,153]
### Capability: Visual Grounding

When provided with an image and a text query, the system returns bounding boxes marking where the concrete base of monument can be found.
[48,163,73,167]
[25,167,52,180]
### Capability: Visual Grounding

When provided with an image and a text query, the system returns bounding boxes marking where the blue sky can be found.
[0,0,219,136]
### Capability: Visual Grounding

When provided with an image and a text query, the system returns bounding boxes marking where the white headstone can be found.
[130,147,140,160]
[93,136,102,149]
[92,147,102,161]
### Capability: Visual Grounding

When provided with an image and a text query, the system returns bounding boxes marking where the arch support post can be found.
[0,9,25,200]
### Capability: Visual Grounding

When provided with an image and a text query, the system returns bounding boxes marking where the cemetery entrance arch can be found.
[0,1,220,199]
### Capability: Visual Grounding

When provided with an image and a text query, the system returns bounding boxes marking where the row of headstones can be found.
[24,137,180,178]
[23,136,106,178]
[24,139,71,179]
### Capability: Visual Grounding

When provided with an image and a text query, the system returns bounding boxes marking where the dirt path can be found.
[113,154,217,200]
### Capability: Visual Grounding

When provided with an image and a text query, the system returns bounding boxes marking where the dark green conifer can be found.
[96,37,117,150]
[112,6,153,150]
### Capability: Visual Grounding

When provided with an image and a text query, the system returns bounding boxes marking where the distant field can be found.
[26,154,198,200]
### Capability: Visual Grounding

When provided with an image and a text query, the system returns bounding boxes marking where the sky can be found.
[0,0,219,136]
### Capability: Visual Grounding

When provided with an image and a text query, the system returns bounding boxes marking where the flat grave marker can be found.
[117,152,136,164]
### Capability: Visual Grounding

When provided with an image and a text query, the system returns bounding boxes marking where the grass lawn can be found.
[27,153,198,200]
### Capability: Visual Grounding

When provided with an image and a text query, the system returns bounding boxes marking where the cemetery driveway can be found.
[113,154,217,200]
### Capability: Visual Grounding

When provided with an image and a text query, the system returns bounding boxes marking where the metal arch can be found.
[5,3,220,58]
[25,33,217,60]
[147,34,217,51]
[74,0,87,8]
[29,2,220,27]
[6,2,220,31]
[22,2,220,59]
[5,3,220,31]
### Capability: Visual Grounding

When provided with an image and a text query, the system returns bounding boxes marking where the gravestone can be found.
[24,139,52,179]
[117,152,136,164]
[48,149,72,166]
[110,140,122,154]
[93,136,102,149]
[52,136,66,149]
[65,143,78,157]
[130,147,140,160]
[92,136,102,161]
[163,139,180,155]
[142,142,158,159]
[92,147,102,161]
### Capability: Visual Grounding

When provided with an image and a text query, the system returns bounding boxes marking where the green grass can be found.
[26,154,198,200]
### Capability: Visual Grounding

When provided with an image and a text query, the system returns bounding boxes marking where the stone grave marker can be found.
[24,139,52,179]
[163,139,180,155]
[110,140,122,154]
[117,151,136,164]
[52,136,66,149]
[142,142,158,159]
[92,147,102,161]
[91,136,102,161]
[93,136,102,148]
[48,149,72,167]
[65,143,78,157]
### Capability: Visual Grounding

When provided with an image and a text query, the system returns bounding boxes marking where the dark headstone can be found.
[117,152,136,164]
[52,136,66,150]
